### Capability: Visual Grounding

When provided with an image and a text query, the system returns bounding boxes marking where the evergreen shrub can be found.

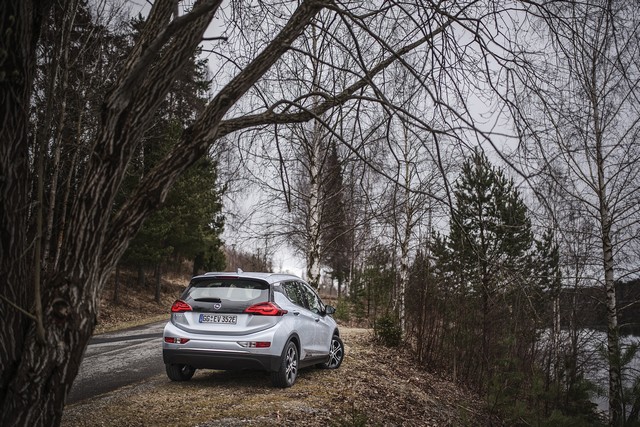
[374,315,402,347]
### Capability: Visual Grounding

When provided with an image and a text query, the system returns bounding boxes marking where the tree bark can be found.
[0,1,219,425]
[1,0,455,424]
[113,264,120,304]
[137,266,145,288]
[1,1,55,425]
[1,1,328,424]
[596,122,622,426]
[155,263,162,304]
[306,119,323,289]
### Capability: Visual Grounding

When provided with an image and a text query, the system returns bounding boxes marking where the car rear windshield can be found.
[186,278,269,304]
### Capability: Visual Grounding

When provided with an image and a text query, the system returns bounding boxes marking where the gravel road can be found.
[67,321,166,404]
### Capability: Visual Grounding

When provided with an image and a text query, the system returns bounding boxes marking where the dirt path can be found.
[62,327,493,426]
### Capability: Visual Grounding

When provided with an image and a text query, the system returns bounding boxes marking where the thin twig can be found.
[0,294,38,322]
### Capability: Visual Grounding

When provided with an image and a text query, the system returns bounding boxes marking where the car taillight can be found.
[171,300,192,313]
[164,337,190,344]
[244,302,287,316]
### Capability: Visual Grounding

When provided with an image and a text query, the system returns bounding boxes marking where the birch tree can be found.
[511,1,640,423]
[382,116,443,334]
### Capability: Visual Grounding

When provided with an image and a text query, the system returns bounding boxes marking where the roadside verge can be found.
[62,327,494,426]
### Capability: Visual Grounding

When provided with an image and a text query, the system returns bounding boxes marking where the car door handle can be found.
[293,311,300,316]
[314,317,320,322]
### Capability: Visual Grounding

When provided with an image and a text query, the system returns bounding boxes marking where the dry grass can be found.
[62,327,494,427]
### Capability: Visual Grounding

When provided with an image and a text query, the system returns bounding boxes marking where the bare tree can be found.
[511,1,640,423]
[374,83,445,333]
[1,0,541,425]
[218,10,358,287]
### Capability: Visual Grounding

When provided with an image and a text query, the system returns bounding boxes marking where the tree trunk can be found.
[398,233,409,335]
[113,264,120,304]
[0,1,220,424]
[43,0,77,264]
[306,119,323,289]
[1,274,99,427]
[598,161,622,425]
[590,64,622,425]
[603,211,621,426]
[155,263,162,304]
[137,266,145,288]
[397,129,413,336]
[1,1,57,424]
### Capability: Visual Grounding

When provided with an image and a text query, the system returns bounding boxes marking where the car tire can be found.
[321,335,344,369]
[165,363,195,381]
[271,340,298,388]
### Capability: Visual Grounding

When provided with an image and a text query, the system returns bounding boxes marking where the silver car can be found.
[162,271,344,387]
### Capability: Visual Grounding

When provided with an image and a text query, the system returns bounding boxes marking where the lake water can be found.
[571,330,640,415]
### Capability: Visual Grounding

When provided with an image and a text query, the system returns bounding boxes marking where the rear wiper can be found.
[194,297,222,303]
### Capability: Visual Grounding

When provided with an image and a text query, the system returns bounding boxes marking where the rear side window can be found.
[282,281,306,308]
[299,282,324,314]
[185,278,269,304]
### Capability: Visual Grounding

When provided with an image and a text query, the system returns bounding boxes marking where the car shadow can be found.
[187,368,316,388]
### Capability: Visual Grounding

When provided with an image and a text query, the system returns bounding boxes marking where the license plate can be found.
[199,314,237,324]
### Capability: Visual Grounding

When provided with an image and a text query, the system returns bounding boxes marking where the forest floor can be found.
[62,273,500,426]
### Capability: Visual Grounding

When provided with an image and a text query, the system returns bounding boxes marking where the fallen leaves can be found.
[62,326,495,426]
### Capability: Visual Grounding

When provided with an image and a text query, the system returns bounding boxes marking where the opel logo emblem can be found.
[213,303,222,310]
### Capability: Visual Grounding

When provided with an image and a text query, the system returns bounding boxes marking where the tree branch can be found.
[215,24,449,139]
[103,0,329,270]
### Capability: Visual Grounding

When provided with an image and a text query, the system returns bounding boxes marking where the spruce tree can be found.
[120,18,225,278]
[321,140,350,296]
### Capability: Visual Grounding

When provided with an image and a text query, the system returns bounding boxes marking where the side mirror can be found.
[325,305,336,315]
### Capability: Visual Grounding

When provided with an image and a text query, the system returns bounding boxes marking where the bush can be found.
[334,299,351,322]
[374,315,402,347]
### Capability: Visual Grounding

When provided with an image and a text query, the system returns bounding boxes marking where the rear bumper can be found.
[163,348,281,372]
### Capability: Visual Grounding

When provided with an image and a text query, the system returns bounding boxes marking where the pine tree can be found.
[445,150,535,387]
